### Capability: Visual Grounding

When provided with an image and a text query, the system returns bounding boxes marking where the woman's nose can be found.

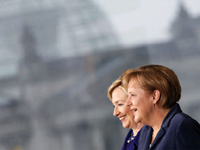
[126,97,132,106]
[113,107,119,116]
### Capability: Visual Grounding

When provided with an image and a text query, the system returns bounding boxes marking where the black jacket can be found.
[138,103,200,150]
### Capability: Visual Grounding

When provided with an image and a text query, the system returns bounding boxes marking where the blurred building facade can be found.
[0,1,199,150]
[148,3,200,61]
[0,0,129,150]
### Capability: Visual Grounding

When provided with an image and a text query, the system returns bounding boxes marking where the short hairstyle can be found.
[107,69,133,101]
[108,79,123,101]
[122,64,181,108]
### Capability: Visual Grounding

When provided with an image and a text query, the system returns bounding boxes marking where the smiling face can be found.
[126,78,154,124]
[112,87,137,129]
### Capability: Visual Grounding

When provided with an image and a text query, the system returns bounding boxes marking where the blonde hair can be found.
[107,69,134,100]
[108,79,123,100]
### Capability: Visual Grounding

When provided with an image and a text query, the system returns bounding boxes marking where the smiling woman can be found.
[107,70,143,150]
[122,64,200,150]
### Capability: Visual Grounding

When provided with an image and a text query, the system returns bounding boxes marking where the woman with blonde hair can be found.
[108,70,143,150]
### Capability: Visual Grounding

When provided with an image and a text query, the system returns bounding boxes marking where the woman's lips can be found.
[119,116,126,122]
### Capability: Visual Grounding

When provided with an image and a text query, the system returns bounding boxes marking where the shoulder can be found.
[172,113,200,149]
[159,110,200,149]
[165,112,200,150]
[171,112,200,128]
[174,112,200,133]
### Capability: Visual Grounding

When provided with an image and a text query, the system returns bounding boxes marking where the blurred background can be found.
[0,0,200,150]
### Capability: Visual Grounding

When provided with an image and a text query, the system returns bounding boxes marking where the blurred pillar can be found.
[92,127,106,150]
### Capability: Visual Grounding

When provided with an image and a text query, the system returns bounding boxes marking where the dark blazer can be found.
[138,103,200,150]
[122,129,141,150]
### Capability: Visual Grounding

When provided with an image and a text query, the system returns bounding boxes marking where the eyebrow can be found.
[128,90,135,95]
[112,100,125,104]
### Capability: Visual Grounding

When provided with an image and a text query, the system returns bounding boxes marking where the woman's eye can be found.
[118,103,123,106]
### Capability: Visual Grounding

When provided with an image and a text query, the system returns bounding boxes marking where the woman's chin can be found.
[122,123,128,128]
[134,117,141,123]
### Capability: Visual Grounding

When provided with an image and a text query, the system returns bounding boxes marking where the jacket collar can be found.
[162,103,182,128]
[150,103,182,149]
[121,129,132,150]
[121,129,142,150]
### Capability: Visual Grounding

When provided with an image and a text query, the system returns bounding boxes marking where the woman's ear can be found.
[152,90,160,104]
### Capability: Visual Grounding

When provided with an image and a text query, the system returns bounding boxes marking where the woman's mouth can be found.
[119,116,126,122]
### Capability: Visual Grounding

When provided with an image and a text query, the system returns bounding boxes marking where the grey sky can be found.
[93,0,200,46]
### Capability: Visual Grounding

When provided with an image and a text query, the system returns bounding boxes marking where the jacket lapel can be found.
[121,129,132,150]
[150,103,182,149]
[138,125,153,150]
[150,127,166,149]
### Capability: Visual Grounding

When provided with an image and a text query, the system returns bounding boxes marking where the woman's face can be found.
[112,87,137,129]
[126,78,154,124]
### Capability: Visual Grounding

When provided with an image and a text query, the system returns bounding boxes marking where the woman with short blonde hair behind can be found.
[108,70,143,150]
